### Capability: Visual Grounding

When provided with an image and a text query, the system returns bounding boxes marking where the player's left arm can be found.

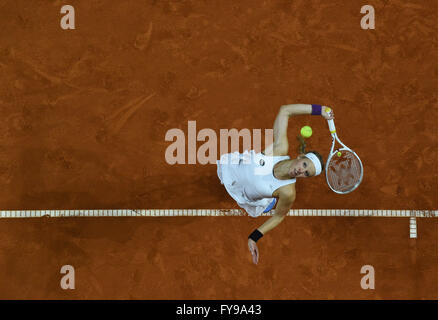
[257,186,296,235]
[247,186,295,264]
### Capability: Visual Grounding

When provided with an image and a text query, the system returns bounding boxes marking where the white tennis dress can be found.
[217,150,296,217]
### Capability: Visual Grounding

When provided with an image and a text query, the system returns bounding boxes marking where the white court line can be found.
[0,209,436,218]
[410,217,418,239]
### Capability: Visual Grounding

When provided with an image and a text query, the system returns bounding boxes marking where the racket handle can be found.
[327,119,336,134]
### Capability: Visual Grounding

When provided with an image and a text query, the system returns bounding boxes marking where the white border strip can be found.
[0,209,436,218]
[409,217,417,239]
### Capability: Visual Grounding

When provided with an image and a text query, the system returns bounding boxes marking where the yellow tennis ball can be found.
[300,126,312,138]
[337,151,342,157]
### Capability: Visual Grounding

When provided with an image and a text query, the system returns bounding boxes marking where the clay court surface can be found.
[0,0,437,299]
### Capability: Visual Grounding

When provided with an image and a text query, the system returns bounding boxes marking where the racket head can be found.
[325,147,363,194]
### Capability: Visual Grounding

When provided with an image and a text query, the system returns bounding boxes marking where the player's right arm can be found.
[264,104,333,156]
[264,104,312,156]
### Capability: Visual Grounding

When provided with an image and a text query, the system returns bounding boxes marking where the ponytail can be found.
[297,135,306,154]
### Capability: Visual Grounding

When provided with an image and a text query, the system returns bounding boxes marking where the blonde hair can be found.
[296,135,325,171]
[297,135,306,154]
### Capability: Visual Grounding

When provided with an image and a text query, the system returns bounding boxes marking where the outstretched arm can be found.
[257,191,295,235]
[264,104,334,156]
[247,186,296,265]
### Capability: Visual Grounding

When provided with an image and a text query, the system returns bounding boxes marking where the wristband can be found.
[311,104,322,115]
[248,229,263,242]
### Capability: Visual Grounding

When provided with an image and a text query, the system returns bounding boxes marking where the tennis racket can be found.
[325,110,363,194]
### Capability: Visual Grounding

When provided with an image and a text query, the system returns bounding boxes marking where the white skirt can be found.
[217,151,274,218]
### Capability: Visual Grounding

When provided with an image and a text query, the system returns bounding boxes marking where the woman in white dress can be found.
[217,104,334,264]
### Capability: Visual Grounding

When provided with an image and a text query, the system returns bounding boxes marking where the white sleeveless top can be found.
[217,150,296,217]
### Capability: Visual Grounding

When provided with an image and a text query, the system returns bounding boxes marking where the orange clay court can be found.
[0,0,437,299]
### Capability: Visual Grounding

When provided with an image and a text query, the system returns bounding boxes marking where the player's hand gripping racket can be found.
[325,108,363,194]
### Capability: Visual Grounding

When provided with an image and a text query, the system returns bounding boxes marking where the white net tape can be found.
[0,209,436,218]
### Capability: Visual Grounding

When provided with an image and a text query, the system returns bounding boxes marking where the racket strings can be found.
[326,151,362,193]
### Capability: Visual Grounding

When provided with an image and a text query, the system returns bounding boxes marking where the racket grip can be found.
[327,119,336,134]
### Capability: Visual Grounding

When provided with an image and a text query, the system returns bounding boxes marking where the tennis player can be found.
[217,104,334,264]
